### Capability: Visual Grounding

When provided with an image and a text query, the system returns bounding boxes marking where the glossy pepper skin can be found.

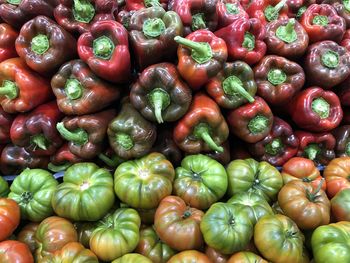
[130,63,192,124]
[216,0,248,28]
[332,125,350,157]
[51,60,120,116]
[296,130,336,165]
[174,93,229,154]
[15,16,76,76]
[78,20,130,83]
[129,7,184,71]
[10,101,64,157]
[0,107,13,144]
[288,87,343,132]
[254,55,305,106]
[205,61,257,109]
[305,41,350,89]
[107,100,157,160]
[265,18,309,59]
[48,143,84,173]
[300,4,346,43]
[227,96,273,143]
[319,0,350,28]
[56,109,116,159]
[54,0,119,35]
[248,117,299,166]
[215,18,266,66]
[0,58,53,114]
[286,0,316,19]
[126,0,168,11]
[175,29,228,90]
[246,0,289,26]
[0,24,18,63]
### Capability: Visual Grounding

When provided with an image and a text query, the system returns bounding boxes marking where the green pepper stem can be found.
[56,122,89,145]
[276,18,297,44]
[144,0,161,7]
[0,80,19,100]
[93,36,115,60]
[304,144,321,161]
[30,134,49,150]
[222,76,255,103]
[192,13,207,31]
[321,50,339,69]
[148,88,171,124]
[265,138,283,156]
[296,6,307,19]
[174,36,213,64]
[344,0,350,13]
[65,79,83,100]
[248,115,269,135]
[31,34,50,55]
[6,0,20,4]
[98,153,123,168]
[73,0,95,23]
[267,69,287,86]
[313,15,329,26]
[225,3,239,14]
[48,162,72,173]
[264,0,287,22]
[193,123,224,152]
[307,178,324,201]
[311,97,330,119]
[242,32,255,51]
[143,18,166,38]
[115,132,134,150]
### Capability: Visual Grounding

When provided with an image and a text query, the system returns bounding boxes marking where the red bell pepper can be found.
[0,23,18,63]
[341,29,350,52]
[215,18,266,65]
[216,0,248,28]
[338,79,350,107]
[125,0,168,11]
[288,87,343,132]
[175,29,228,90]
[10,101,64,156]
[246,0,289,26]
[116,8,136,29]
[286,0,316,19]
[0,58,53,114]
[48,143,84,173]
[332,125,350,157]
[321,0,350,28]
[77,20,130,83]
[0,106,13,144]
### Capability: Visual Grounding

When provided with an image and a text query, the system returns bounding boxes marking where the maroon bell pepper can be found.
[125,0,168,11]
[341,29,350,52]
[116,8,136,29]
[319,0,350,29]
[286,0,316,19]
[0,107,13,144]
[337,80,350,106]
[246,0,289,26]
[343,107,350,125]
[206,140,231,165]
[332,125,350,157]
[48,143,84,172]
[216,0,248,28]
[0,23,18,63]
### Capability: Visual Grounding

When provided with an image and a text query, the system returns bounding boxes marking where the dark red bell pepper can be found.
[300,4,346,43]
[0,23,18,63]
[227,96,274,143]
[341,29,350,52]
[0,58,53,114]
[216,0,248,28]
[206,140,231,165]
[77,20,130,83]
[0,106,13,144]
[48,143,84,173]
[332,125,350,157]
[215,18,266,65]
[175,29,227,90]
[337,79,350,106]
[10,101,64,156]
[288,87,343,132]
[321,0,350,28]
[248,117,299,166]
[295,130,336,165]
[343,106,350,125]
[125,0,168,11]
[246,0,289,26]
[116,8,136,29]
[286,0,316,19]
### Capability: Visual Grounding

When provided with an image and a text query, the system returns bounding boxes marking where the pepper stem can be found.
[30,134,49,150]
[265,138,283,156]
[143,18,166,38]
[264,0,287,22]
[98,153,123,168]
[56,122,89,145]
[307,178,324,202]
[222,76,255,103]
[242,32,255,51]
[193,123,223,152]
[174,36,213,64]
[6,0,20,4]
[304,143,321,161]
[267,69,287,85]
[321,50,339,69]
[226,3,239,14]
[31,34,50,55]
[346,142,350,156]
[65,79,83,100]
[192,13,207,31]
[115,132,134,150]
[144,0,161,7]
[312,97,330,119]
[248,115,269,135]
[313,15,328,26]
[276,18,297,43]
[0,80,19,100]
[344,0,350,13]
[148,88,171,124]
[73,0,95,23]
[296,6,307,19]
[93,36,115,60]
[48,162,72,173]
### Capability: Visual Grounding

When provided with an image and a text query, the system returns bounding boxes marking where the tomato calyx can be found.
[20,191,33,204]
[302,177,312,183]
[183,210,192,219]
[306,178,324,202]
[285,230,298,238]
[191,172,202,181]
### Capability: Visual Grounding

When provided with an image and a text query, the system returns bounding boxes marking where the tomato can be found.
[89,208,141,262]
[0,198,20,241]
[9,168,58,222]
[154,196,204,251]
[0,176,9,197]
[52,163,115,221]
[227,252,268,263]
[135,226,176,263]
[111,253,153,263]
[114,153,175,209]
[17,222,39,253]
[205,246,230,263]
[167,250,211,263]
[74,222,97,249]
[324,157,350,198]
[0,240,33,263]
[136,208,156,225]
[331,188,350,221]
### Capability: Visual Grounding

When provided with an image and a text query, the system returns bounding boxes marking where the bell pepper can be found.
[205,61,256,109]
[129,7,183,71]
[97,147,124,170]
[56,109,116,159]
[248,117,299,166]
[116,9,136,29]
[341,29,350,52]
[332,125,350,157]
[337,80,350,106]
[77,20,130,83]
[0,144,49,175]
[206,140,231,165]
[173,93,229,153]
[48,143,84,173]
[321,0,350,28]
[10,101,64,157]
[288,87,343,132]
[215,18,266,66]
[265,18,309,60]
[0,23,18,63]
[254,55,305,106]
[15,16,76,76]
[246,0,289,26]
[300,4,346,43]
[51,60,120,116]
[0,58,53,114]
[170,0,218,36]
[230,138,252,159]
[227,96,273,143]
[130,63,191,124]
[54,0,119,35]
[0,107,13,144]
[304,41,350,89]
[0,0,58,29]
[295,130,336,165]
[175,29,228,90]
[107,99,157,160]
[125,0,168,11]
[286,0,316,19]
[216,0,248,28]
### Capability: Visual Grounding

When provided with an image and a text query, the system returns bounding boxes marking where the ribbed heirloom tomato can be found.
[0,198,20,242]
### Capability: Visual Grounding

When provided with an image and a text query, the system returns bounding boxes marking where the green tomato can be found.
[112,253,152,263]
[8,168,58,222]
[0,176,9,197]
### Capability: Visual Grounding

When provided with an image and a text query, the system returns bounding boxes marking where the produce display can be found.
[2,0,350,262]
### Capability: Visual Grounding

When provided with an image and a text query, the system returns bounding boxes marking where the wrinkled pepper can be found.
[0,58,53,114]
[216,0,248,28]
[130,63,192,124]
[227,96,273,143]
[254,55,305,106]
[304,41,350,89]
[205,61,257,109]
[107,100,157,160]
[332,125,350,157]
[175,29,227,90]
[0,106,13,144]
[300,4,346,43]
[77,20,131,83]
[321,0,350,28]
[215,18,266,65]
[15,16,76,76]
[125,0,168,11]
[10,101,64,156]
[51,60,120,115]
[129,7,183,71]
[0,23,18,62]
[288,87,343,132]
[341,29,350,52]
[248,117,299,166]
[56,109,116,159]
[246,0,289,26]
[48,143,84,172]
[295,130,336,165]
[173,93,229,153]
